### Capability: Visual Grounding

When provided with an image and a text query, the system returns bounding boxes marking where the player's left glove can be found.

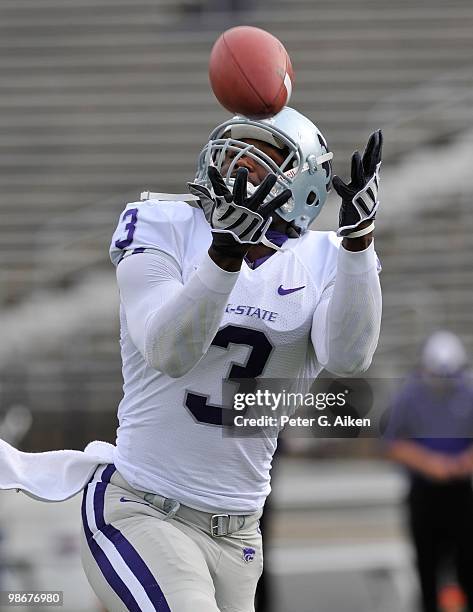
[333,129,382,238]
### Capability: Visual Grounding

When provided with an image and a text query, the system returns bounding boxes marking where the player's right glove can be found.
[188,166,292,257]
[333,129,383,238]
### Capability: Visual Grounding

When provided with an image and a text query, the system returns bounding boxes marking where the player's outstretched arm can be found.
[114,167,290,379]
[311,131,383,375]
[311,242,382,375]
[117,249,240,379]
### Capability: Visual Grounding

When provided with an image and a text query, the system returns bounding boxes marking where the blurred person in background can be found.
[385,331,473,612]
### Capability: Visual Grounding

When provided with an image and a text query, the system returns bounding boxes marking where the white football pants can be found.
[80,464,263,612]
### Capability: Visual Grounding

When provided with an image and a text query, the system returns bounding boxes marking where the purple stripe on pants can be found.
[81,474,141,611]
[93,464,172,611]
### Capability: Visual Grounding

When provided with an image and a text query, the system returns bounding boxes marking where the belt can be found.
[110,471,260,538]
[142,491,248,537]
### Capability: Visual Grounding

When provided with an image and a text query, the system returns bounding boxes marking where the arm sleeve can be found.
[311,240,382,376]
[117,250,239,378]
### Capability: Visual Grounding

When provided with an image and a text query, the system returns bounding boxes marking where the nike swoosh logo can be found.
[278,284,305,296]
[119,496,152,508]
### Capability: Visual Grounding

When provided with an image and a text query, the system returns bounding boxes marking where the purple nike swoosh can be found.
[119,496,152,508]
[278,284,305,296]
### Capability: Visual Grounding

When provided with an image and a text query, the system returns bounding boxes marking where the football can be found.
[208,26,294,119]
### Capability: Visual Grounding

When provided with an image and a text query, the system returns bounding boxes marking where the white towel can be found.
[0,438,115,502]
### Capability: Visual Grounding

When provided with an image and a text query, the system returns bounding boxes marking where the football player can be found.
[80,107,383,611]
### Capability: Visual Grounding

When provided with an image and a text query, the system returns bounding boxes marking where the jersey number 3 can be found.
[185,325,273,426]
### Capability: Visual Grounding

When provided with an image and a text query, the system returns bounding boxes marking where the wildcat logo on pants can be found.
[242,547,256,563]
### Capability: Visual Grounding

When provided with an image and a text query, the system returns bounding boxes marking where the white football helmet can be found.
[194,106,333,232]
[422,331,468,376]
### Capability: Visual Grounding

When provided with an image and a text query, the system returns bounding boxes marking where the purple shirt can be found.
[384,372,473,455]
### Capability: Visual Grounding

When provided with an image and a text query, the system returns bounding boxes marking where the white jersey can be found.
[109,198,381,512]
